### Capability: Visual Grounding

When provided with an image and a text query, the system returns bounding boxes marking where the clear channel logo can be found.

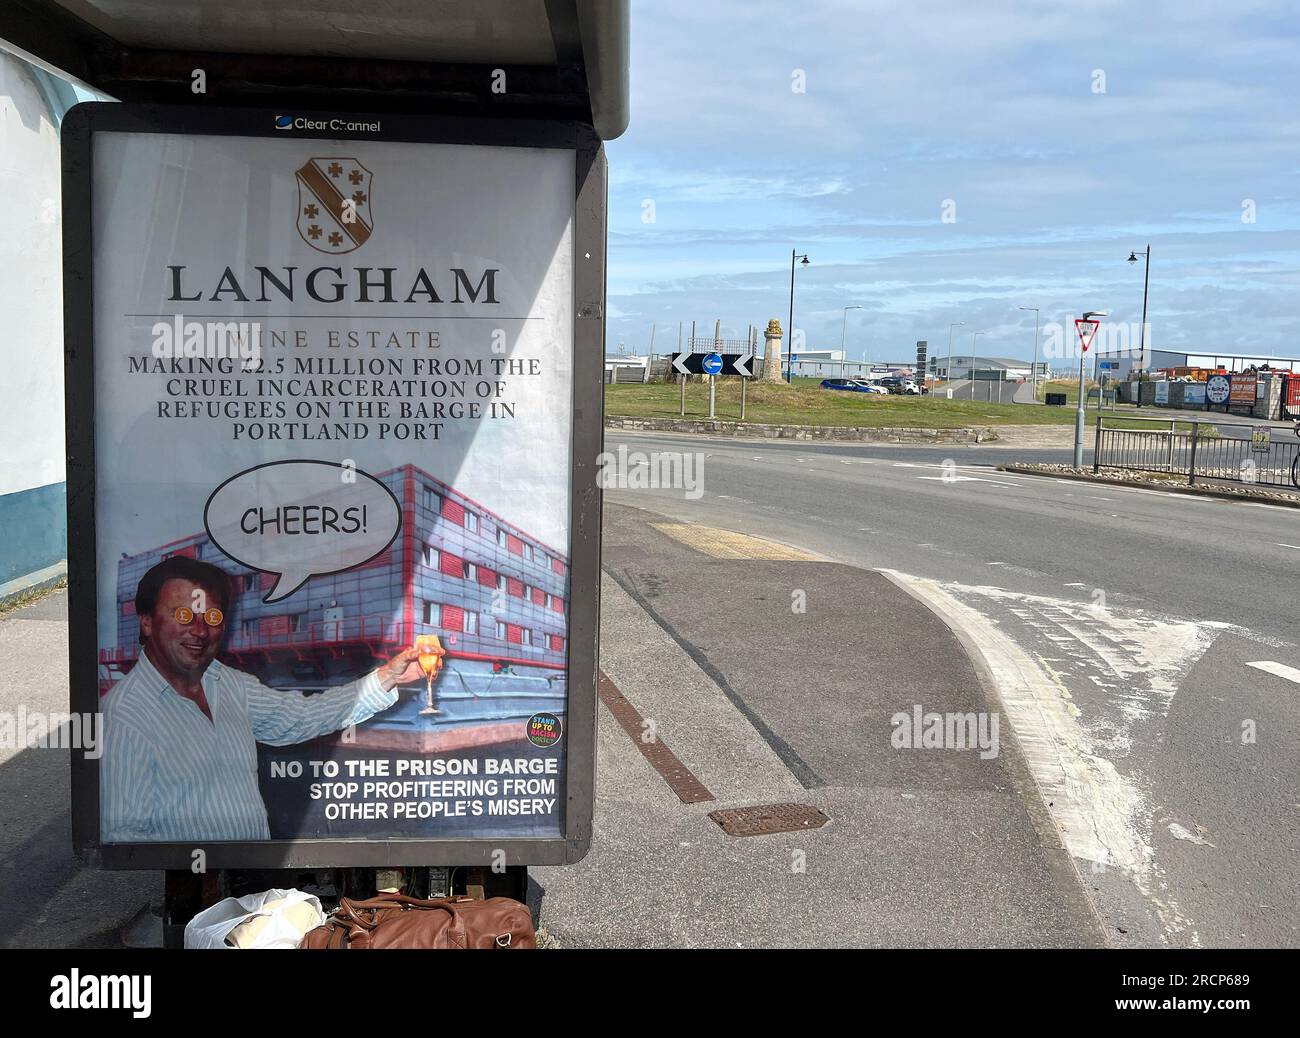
[273,114,383,133]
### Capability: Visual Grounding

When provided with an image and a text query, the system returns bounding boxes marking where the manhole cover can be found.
[708,803,829,837]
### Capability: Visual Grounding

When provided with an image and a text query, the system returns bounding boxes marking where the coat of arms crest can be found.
[295,158,373,254]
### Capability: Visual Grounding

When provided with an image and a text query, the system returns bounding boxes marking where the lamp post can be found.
[839,304,862,377]
[786,250,809,383]
[1075,310,1107,466]
[946,322,964,385]
[1128,246,1150,408]
[1018,306,1040,400]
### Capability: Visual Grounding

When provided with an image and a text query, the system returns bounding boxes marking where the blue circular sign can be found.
[702,353,723,375]
[1206,374,1230,405]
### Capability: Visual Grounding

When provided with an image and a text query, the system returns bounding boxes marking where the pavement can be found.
[0,592,153,948]
[597,429,1300,948]
[531,503,1101,948]
[980,424,1077,449]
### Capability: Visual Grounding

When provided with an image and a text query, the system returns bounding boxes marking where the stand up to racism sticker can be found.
[527,712,563,748]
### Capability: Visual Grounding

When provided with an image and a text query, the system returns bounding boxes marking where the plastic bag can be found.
[183,887,325,949]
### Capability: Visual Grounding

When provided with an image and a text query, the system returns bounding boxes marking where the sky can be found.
[603,0,1300,365]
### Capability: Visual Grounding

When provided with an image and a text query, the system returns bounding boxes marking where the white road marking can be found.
[879,570,1153,872]
[1275,544,1300,551]
[892,460,1024,482]
[1063,582,1088,588]
[916,475,1022,487]
[1246,660,1300,685]
[987,561,1007,566]
[881,570,1223,944]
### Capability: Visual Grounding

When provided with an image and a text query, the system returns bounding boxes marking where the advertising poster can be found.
[64,107,601,864]
[1183,383,1207,406]
[1229,373,1258,412]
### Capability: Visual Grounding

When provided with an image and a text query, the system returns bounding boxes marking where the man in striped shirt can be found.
[101,556,427,843]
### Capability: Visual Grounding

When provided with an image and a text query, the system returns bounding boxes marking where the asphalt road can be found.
[603,429,1300,948]
[934,379,1021,404]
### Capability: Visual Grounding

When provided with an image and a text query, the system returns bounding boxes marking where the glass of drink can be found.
[415,633,446,716]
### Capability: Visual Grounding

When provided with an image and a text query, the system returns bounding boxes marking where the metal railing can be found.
[1093,415,1300,489]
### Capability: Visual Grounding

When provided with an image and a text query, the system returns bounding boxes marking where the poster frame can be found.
[62,102,605,870]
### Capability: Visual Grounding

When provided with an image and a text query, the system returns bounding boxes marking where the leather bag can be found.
[299,893,536,949]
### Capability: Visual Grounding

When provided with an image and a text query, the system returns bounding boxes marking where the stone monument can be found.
[763,317,784,382]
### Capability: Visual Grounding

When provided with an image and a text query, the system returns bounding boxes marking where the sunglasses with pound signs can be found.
[173,606,224,627]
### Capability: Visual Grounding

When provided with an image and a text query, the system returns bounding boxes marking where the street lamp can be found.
[946,321,964,384]
[1074,309,1107,467]
[840,304,862,377]
[787,250,810,383]
[1128,246,1151,408]
[1018,306,1040,400]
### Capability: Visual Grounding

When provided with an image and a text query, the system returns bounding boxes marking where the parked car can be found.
[820,377,877,393]
[876,376,921,395]
[848,379,891,394]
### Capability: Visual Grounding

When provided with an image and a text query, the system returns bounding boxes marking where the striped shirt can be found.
[101,652,397,843]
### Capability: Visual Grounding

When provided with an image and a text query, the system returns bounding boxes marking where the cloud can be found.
[604,0,1300,359]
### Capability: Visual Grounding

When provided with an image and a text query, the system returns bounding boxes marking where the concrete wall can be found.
[0,50,68,598]
[1117,374,1287,419]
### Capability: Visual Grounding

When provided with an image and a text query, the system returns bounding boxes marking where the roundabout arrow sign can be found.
[670,352,754,377]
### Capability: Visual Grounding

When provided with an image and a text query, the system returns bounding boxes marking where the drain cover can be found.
[709,803,829,837]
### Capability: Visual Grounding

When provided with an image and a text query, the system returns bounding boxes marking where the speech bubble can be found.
[204,460,402,603]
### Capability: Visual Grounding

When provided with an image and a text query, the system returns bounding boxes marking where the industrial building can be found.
[931,356,1045,380]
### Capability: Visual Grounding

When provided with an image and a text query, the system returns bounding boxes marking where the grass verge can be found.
[607,379,1200,431]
